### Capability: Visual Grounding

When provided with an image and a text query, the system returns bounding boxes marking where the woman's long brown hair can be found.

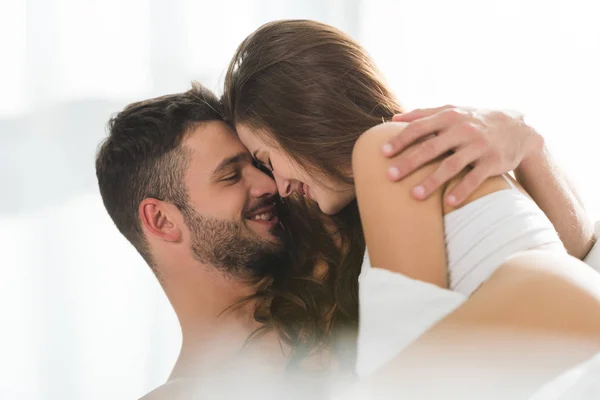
[222,19,403,369]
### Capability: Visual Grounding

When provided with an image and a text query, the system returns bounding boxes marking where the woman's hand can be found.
[382,105,544,206]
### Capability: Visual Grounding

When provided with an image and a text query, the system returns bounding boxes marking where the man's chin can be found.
[262,234,285,253]
[246,221,284,245]
[244,242,287,279]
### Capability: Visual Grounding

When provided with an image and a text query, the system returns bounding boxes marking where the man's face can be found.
[180,121,284,278]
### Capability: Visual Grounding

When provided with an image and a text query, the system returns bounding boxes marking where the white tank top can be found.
[356,175,566,377]
[445,175,565,296]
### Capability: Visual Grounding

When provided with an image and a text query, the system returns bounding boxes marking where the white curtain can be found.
[1,0,598,399]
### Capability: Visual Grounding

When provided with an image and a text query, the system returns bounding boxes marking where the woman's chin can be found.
[320,206,337,215]
[318,199,352,216]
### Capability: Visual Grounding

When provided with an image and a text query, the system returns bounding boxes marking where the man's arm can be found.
[515,146,596,260]
[383,106,596,261]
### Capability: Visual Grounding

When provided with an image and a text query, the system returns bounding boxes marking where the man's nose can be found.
[249,168,278,198]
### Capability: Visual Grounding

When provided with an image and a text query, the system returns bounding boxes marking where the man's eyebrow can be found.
[211,152,252,176]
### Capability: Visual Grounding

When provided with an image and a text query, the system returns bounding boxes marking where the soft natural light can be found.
[54,0,152,102]
[360,0,600,219]
[2,1,599,398]
[0,1,27,116]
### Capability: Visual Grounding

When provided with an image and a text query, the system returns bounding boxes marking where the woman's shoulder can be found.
[353,121,520,217]
[352,121,445,197]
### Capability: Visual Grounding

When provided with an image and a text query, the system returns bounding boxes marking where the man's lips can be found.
[245,202,277,223]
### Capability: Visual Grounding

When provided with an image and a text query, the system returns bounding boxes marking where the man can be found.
[95,82,296,398]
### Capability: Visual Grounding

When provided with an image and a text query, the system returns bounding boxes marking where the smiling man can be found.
[95,83,289,396]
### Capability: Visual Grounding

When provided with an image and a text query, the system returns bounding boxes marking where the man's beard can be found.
[181,205,286,280]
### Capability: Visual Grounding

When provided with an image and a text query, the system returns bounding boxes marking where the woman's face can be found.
[236,124,355,215]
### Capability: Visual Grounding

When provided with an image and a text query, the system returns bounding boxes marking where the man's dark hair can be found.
[95,82,224,270]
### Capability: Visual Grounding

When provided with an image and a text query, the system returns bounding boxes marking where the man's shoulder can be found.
[138,378,196,400]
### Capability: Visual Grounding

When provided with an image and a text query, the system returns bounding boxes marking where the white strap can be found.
[501,174,517,189]
[583,221,600,273]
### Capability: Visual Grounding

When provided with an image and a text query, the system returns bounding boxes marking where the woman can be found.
[222,19,600,395]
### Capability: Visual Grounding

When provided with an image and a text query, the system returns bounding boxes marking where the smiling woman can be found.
[237,125,356,215]
[224,19,402,216]
[222,19,600,399]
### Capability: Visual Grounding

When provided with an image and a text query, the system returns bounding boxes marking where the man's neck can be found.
[165,264,258,330]
[161,263,261,378]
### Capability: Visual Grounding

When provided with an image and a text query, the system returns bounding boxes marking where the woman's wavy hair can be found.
[223,19,403,369]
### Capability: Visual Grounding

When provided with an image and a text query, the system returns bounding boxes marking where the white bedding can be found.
[356,221,600,394]
[530,352,600,400]
[356,256,466,377]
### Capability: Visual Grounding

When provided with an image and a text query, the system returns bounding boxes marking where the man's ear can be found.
[139,198,182,242]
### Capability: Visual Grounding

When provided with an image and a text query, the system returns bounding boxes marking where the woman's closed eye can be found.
[265,158,274,171]
[252,150,274,172]
[253,156,274,176]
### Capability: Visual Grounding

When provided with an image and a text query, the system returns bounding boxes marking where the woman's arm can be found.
[352,122,448,288]
[515,146,595,259]
[352,120,514,286]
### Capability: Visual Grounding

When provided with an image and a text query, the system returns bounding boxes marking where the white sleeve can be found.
[583,221,600,273]
[356,261,466,378]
